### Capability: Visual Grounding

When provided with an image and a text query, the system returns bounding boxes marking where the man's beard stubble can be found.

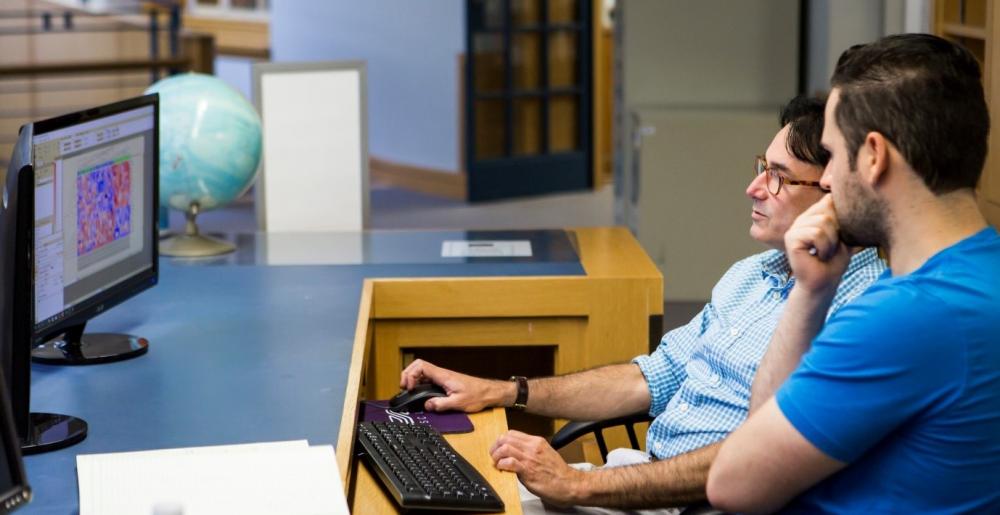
[836,173,890,249]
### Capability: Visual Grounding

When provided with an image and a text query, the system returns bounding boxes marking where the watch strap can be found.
[509,375,528,410]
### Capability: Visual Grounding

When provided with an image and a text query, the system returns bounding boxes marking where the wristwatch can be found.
[509,376,528,411]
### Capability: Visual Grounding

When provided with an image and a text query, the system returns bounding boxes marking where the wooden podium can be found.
[338,227,662,513]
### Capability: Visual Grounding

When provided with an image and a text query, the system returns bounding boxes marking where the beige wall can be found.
[622,0,799,107]
[618,0,798,301]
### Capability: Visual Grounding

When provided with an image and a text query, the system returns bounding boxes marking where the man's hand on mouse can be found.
[399,359,515,413]
[490,430,584,507]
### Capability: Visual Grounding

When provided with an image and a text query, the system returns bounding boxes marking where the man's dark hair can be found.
[830,33,989,193]
[780,94,830,167]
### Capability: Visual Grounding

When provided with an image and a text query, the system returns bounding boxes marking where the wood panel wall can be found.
[0,0,212,174]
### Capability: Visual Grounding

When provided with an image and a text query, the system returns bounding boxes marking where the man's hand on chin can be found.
[785,195,851,295]
[490,430,588,507]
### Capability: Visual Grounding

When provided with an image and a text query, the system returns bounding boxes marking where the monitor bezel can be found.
[0,367,30,513]
[29,94,160,346]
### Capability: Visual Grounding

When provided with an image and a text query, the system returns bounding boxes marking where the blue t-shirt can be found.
[776,227,1000,513]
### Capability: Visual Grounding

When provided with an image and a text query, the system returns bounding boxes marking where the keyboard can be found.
[356,421,505,512]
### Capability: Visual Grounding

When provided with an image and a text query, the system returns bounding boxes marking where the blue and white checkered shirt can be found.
[633,248,886,459]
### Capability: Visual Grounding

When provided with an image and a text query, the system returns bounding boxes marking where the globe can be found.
[145,73,262,212]
[145,73,262,256]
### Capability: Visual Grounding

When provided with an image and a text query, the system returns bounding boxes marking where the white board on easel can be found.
[252,61,369,232]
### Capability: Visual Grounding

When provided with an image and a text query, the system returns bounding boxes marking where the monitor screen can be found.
[30,101,157,342]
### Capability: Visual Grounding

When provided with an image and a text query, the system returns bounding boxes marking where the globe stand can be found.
[159,202,234,257]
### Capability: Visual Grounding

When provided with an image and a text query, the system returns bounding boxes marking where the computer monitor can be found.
[29,96,159,365]
[0,94,159,453]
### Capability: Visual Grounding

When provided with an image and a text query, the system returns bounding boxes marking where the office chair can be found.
[550,412,653,463]
[549,413,724,515]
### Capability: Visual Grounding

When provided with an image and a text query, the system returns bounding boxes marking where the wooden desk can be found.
[20,228,659,514]
[338,228,662,512]
[366,227,663,401]
[348,408,522,514]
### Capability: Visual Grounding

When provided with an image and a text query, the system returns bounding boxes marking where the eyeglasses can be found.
[754,155,827,196]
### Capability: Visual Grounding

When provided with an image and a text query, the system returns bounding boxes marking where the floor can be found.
[166,184,704,333]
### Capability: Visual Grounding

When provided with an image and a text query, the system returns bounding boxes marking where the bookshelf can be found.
[934,0,1000,225]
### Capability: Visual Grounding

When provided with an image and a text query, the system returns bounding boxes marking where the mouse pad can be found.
[362,401,474,434]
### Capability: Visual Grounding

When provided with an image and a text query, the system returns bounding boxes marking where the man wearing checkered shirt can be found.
[399,95,886,512]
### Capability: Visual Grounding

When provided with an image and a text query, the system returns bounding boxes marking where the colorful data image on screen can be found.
[76,158,132,256]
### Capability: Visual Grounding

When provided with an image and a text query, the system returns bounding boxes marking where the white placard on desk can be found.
[441,240,533,258]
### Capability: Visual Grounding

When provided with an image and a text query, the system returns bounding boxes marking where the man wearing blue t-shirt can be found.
[709,34,1000,513]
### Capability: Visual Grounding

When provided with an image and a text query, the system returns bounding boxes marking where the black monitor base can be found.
[20,412,87,455]
[32,332,148,365]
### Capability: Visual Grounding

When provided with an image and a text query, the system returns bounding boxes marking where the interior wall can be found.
[623,0,798,107]
[617,0,799,301]
[215,55,256,100]
[806,0,930,95]
[270,1,464,173]
[807,0,885,95]
[618,0,931,301]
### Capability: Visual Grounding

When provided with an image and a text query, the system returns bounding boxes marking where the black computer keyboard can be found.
[356,421,505,512]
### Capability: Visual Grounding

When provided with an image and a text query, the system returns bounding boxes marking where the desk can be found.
[21,228,661,514]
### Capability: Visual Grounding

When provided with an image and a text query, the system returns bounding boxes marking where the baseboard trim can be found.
[370,156,467,201]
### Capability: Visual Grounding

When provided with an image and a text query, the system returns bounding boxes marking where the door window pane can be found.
[512,0,541,26]
[475,100,507,159]
[549,0,577,23]
[549,95,578,152]
[470,0,505,31]
[548,32,578,87]
[513,33,541,90]
[473,33,506,93]
[513,98,542,156]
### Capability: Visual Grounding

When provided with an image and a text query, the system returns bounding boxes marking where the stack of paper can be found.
[77,440,349,515]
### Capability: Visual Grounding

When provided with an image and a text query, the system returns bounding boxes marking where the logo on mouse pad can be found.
[386,410,415,424]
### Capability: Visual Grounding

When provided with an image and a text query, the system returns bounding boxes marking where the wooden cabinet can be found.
[934,0,1000,225]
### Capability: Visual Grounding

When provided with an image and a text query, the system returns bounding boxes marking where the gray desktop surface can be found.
[23,233,584,514]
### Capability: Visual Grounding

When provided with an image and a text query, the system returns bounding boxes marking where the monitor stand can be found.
[31,322,148,365]
[20,412,88,455]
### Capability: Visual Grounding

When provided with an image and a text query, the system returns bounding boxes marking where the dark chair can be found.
[550,412,653,464]
[549,412,725,515]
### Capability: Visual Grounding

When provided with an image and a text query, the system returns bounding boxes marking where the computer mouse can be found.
[388,383,448,412]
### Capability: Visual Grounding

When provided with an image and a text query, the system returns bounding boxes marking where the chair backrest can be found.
[252,61,369,232]
[550,412,653,464]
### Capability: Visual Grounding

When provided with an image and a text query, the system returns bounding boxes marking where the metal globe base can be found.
[159,201,234,257]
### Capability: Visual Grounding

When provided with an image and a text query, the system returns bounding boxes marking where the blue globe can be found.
[145,73,262,212]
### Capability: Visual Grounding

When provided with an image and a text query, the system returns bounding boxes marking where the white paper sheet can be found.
[77,440,348,515]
